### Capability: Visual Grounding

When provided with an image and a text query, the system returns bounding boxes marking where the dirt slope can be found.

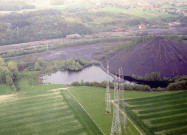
[107,37,187,77]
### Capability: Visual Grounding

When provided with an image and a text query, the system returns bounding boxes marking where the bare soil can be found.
[38,44,114,61]
[106,37,187,77]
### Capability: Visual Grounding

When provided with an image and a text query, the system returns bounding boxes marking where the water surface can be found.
[43,66,114,85]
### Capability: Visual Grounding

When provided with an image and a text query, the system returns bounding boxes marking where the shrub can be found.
[71,81,80,86]
[167,80,187,91]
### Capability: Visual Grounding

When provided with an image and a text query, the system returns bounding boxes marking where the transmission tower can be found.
[111,70,121,135]
[111,68,127,135]
[119,68,127,130]
[105,61,111,114]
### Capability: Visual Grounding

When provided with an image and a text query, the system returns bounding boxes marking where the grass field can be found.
[125,91,187,135]
[0,84,12,95]
[0,88,102,135]
[101,7,178,19]
[69,87,176,135]
[0,84,186,135]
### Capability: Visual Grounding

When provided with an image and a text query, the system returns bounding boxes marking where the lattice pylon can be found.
[119,68,127,130]
[105,61,111,114]
[111,72,121,135]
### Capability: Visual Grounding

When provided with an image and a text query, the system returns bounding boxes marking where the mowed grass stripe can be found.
[128,99,186,110]
[0,91,62,107]
[150,119,187,132]
[125,91,186,104]
[127,98,186,107]
[124,91,187,135]
[138,104,187,114]
[1,88,97,135]
[13,91,61,100]
[56,127,87,135]
[36,120,83,135]
[138,108,187,119]
[150,118,187,129]
[125,91,186,101]
[0,100,67,117]
[0,93,63,108]
[150,114,187,124]
[0,109,74,128]
[163,126,187,135]
[0,105,70,122]
[1,118,83,135]
[0,98,67,115]
[0,113,76,133]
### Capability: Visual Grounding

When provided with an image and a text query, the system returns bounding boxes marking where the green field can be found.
[0,85,186,135]
[0,84,12,95]
[0,88,102,135]
[69,86,141,135]
[125,91,187,135]
[101,7,178,19]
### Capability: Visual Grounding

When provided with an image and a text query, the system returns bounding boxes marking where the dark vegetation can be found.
[0,7,182,46]
[33,57,99,72]
[71,81,157,91]
[71,74,187,91]
[0,56,99,91]
[0,9,91,45]
[0,57,18,91]
[167,75,187,90]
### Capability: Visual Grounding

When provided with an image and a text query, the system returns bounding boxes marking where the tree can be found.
[7,61,18,81]
[6,75,13,86]
[34,62,40,71]
[38,57,44,66]
[0,57,5,66]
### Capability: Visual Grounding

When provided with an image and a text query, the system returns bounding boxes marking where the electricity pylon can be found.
[105,61,111,114]
[111,70,121,135]
[111,68,127,135]
[119,68,127,130]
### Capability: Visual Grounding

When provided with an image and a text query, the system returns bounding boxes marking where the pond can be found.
[42,66,114,85]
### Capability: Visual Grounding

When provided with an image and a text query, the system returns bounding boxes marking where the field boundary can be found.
[111,100,145,135]
[67,89,105,135]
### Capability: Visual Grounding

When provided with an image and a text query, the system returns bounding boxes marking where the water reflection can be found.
[43,66,114,85]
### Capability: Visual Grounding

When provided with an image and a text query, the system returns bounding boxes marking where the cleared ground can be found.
[0,88,102,135]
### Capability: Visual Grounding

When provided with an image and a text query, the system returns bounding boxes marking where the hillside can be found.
[107,37,187,77]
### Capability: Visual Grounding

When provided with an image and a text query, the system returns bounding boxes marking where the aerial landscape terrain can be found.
[0,0,187,135]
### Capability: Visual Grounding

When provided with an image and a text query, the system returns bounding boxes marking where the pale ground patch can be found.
[0,94,16,102]
[49,88,68,92]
